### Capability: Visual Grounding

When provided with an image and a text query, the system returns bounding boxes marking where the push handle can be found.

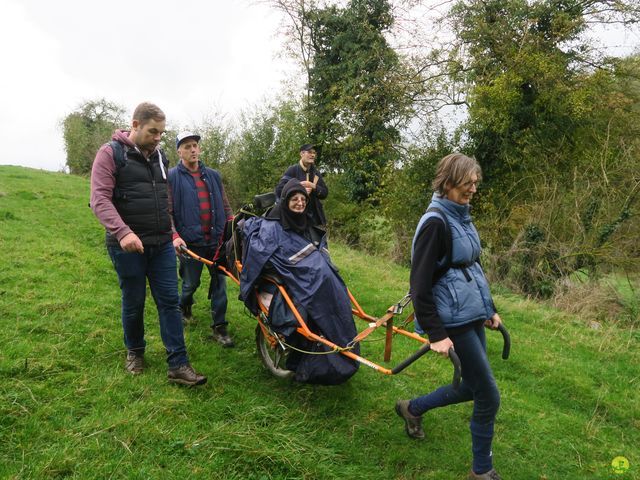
[448,347,462,389]
[498,324,511,360]
[253,191,276,210]
[390,343,430,375]
[178,245,214,266]
[391,344,462,390]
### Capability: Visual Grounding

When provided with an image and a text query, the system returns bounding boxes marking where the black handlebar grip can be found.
[498,324,511,360]
[391,344,461,390]
[390,343,431,375]
[448,347,461,389]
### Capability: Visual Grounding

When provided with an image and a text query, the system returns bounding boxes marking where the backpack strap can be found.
[427,207,475,282]
[109,140,126,174]
[409,206,453,305]
[425,207,452,271]
[108,140,128,202]
[88,141,126,208]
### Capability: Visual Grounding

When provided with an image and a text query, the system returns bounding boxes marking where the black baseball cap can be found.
[299,143,316,152]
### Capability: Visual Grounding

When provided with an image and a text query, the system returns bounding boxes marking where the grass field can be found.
[0,165,638,479]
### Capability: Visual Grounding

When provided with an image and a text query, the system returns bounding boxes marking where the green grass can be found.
[0,165,638,479]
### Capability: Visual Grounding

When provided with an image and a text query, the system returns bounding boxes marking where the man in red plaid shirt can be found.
[169,132,235,347]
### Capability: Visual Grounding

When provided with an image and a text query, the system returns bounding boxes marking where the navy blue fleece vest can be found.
[168,162,226,247]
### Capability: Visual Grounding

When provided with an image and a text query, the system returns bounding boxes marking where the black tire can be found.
[255,325,295,379]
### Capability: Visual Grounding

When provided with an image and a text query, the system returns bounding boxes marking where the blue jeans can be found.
[178,246,228,328]
[409,322,500,474]
[108,241,189,368]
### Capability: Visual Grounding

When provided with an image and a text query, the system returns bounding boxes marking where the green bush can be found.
[324,174,399,257]
[378,135,456,263]
[61,99,127,176]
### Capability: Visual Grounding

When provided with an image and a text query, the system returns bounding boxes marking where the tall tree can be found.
[227,99,307,205]
[441,0,640,189]
[438,1,640,292]
[61,99,127,176]
[272,0,416,201]
[62,98,126,175]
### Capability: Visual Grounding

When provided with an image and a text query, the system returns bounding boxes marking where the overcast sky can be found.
[1,0,637,173]
[0,0,295,172]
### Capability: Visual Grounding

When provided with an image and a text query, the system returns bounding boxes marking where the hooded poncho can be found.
[240,180,359,385]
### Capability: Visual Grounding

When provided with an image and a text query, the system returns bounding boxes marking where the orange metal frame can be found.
[180,246,429,376]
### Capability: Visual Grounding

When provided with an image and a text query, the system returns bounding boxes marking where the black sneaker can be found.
[211,325,235,348]
[167,364,207,387]
[125,351,144,375]
[395,400,425,439]
[180,304,194,325]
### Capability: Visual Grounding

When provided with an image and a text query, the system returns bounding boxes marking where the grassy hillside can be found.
[0,166,638,479]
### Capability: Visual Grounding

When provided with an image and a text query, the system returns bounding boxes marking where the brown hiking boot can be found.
[395,400,425,439]
[211,325,235,348]
[468,468,502,480]
[167,364,207,387]
[125,352,144,375]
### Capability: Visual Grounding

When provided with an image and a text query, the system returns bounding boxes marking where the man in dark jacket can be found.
[169,132,235,347]
[275,144,328,227]
[90,103,206,386]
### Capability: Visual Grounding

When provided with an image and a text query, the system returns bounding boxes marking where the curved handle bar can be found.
[390,344,462,390]
[390,343,430,375]
[448,347,462,389]
[497,324,510,360]
[178,245,217,267]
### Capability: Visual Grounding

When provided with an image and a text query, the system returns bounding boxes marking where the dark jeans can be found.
[409,322,500,474]
[178,245,228,328]
[108,241,189,369]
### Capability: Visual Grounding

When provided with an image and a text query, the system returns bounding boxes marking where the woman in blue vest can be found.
[395,153,503,480]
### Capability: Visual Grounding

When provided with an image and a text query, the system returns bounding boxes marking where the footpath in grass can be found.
[0,166,638,479]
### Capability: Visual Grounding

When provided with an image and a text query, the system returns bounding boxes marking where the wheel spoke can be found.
[256,325,294,379]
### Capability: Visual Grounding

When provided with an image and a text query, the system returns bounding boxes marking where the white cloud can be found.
[0,0,296,171]
[0,1,70,171]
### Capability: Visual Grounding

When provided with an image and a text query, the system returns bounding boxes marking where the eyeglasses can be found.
[459,180,480,189]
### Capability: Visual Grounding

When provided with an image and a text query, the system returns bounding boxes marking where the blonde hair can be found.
[431,153,482,195]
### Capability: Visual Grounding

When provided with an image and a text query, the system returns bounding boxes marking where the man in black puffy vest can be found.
[90,102,206,386]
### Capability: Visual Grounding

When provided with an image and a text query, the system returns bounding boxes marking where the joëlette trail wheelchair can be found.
[180,192,510,386]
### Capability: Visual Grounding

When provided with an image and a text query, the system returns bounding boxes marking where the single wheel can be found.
[255,325,295,379]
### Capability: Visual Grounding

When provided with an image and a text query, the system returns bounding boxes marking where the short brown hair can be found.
[132,102,165,126]
[431,153,482,195]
